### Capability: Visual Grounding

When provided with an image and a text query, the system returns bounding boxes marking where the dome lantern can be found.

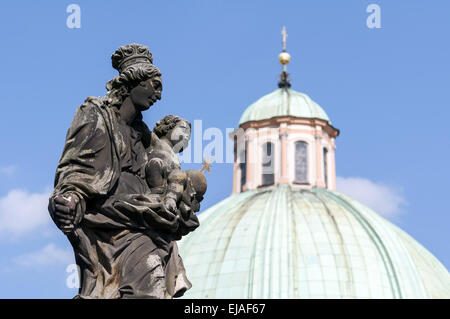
[230,28,339,194]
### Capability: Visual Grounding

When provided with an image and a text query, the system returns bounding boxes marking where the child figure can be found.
[145,115,204,237]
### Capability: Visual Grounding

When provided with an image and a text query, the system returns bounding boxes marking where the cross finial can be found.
[200,157,214,174]
[278,26,291,88]
[281,26,288,51]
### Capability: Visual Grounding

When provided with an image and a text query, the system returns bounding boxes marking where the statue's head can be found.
[153,115,191,153]
[106,43,162,111]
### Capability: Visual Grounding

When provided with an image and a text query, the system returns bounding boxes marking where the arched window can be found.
[295,141,308,183]
[239,144,247,191]
[323,147,328,188]
[261,142,275,186]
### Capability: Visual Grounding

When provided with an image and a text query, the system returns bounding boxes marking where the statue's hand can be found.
[48,193,84,234]
[163,197,177,214]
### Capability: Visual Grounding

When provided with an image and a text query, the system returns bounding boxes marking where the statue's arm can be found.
[53,103,115,198]
[50,102,116,232]
[145,157,166,189]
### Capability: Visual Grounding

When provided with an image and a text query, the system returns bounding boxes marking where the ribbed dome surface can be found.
[238,88,330,125]
[179,184,450,298]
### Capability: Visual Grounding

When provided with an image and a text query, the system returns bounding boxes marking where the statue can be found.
[48,43,206,299]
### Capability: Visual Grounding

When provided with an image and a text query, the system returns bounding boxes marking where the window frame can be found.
[293,140,309,185]
[260,141,276,187]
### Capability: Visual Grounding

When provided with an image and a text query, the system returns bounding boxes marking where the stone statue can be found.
[48,43,205,299]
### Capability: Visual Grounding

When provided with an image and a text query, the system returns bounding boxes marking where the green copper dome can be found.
[239,88,330,125]
[179,184,450,298]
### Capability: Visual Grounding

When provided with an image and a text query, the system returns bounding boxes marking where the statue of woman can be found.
[48,44,197,299]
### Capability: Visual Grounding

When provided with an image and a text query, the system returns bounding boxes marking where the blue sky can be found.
[0,0,449,298]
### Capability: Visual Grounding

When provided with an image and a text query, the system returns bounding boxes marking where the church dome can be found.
[239,88,331,126]
[179,29,449,299]
[178,184,450,298]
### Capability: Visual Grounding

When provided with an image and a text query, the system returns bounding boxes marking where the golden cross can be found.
[200,157,214,174]
[281,26,287,51]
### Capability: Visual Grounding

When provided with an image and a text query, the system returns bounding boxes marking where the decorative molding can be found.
[240,115,339,138]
